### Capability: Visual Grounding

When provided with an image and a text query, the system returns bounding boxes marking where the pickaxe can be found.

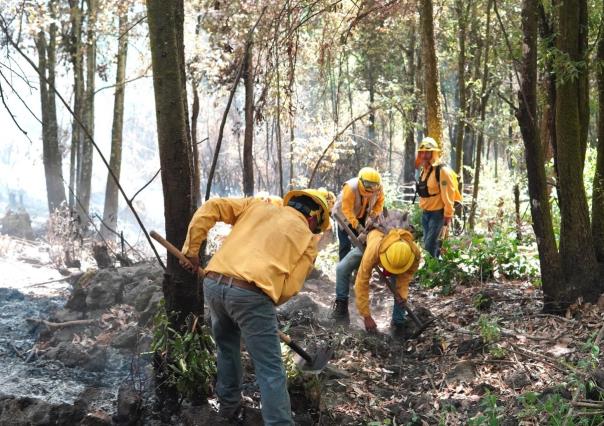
[332,213,434,338]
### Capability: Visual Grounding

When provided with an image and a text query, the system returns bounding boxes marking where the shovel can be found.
[333,213,433,338]
[278,330,333,374]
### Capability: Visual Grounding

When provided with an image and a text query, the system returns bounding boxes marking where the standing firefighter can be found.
[415,137,461,257]
[333,167,385,261]
[180,189,330,425]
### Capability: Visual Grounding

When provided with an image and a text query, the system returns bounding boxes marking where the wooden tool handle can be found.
[278,330,313,363]
[150,230,205,276]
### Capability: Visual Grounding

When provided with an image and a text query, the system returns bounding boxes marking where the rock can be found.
[138,292,163,326]
[446,360,476,383]
[85,270,124,309]
[111,327,139,350]
[122,279,159,312]
[504,371,531,389]
[43,342,107,371]
[81,410,112,425]
[278,294,320,321]
[0,394,85,425]
[1,209,34,239]
[114,384,142,425]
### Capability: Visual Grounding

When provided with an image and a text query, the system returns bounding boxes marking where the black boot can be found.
[331,299,349,322]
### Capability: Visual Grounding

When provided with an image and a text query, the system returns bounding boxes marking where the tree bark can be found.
[592,1,604,262]
[243,43,254,196]
[555,0,598,302]
[77,0,97,225]
[468,0,492,230]
[516,0,561,311]
[403,21,418,185]
[453,0,468,175]
[420,0,444,147]
[68,0,84,210]
[146,0,201,330]
[102,11,129,240]
[37,0,66,214]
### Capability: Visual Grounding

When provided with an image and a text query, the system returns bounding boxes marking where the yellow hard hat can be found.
[283,188,331,233]
[379,240,415,274]
[358,167,382,192]
[417,137,441,152]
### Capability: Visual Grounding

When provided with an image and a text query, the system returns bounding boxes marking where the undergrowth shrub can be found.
[151,300,216,401]
[417,228,539,294]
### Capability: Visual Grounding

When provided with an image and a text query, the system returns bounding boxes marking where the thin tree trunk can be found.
[68,0,84,210]
[191,81,201,206]
[421,0,444,147]
[243,43,254,197]
[516,0,560,311]
[403,24,418,184]
[468,0,492,230]
[274,23,284,197]
[592,2,604,261]
[102,11,128,240]
[37,2,66,214]
[555,0,598,302]
[453,0,469,174]
[77,0,96,225]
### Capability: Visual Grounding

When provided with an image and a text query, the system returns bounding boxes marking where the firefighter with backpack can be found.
[415,137,463,258]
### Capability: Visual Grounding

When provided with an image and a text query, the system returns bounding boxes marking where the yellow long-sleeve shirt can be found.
[418,164,457,218]
[354,229,421,318]
[340,181,385,229]
[182,198,318,305]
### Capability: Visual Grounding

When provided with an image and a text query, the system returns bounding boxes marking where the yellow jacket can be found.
[354,229,421,318]
[418,164,457,218]
[182,198,318,305]
[336,178,385,229]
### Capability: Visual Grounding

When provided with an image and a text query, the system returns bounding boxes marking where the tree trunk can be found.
[146,0,201,329]
[453,0,468,175]
[243,43,254,197]
[555,0,598,302]
[403,24,418,185]
[37,2,66,214]
[102,11,129,240]
[516,0,561,311]
[468,0,492,230]
[191,81,201,206]
[68,0,84,210]
[592,1,604,261]
[77,0,96,225]
[420,0,444,147]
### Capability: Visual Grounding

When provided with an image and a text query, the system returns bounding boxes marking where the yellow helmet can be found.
[417,137,441,152]
[358,167,382,192]
[317,187,336,210]
[283,189,331,233]
[379,240,415,274]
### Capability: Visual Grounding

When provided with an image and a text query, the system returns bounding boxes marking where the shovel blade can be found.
[295,346,333,374]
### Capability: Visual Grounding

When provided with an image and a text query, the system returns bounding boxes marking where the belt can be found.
[205,271,264,295]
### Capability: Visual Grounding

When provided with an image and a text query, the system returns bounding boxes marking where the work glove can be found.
[363,315,377,332]
[358,231,368,245]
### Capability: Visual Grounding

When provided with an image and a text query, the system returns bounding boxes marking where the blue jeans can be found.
[422,209,444,258]
[335,247,363,300]
[336,249,407,325]
[204,278,293,426]
[337,224,353,260]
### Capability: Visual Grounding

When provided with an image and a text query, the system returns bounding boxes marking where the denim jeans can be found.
[336,250,407,325]
[204,278,294,426]
[337,224,353,260]
[335,247,363,300]
[422,209,444,258]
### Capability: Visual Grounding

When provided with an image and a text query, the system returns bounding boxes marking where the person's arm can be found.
[277,240,318,305]
[371,189,385,217]
[439,168,457,222]
[182,198,256,258]
[340,184,359,229]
